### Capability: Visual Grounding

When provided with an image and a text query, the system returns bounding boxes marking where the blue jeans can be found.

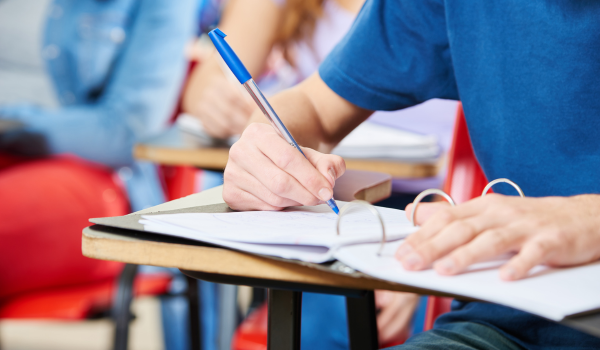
[386,322,523,350]
[301,293,349,350]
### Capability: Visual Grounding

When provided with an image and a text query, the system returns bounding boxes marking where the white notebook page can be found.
[334,239,600,321]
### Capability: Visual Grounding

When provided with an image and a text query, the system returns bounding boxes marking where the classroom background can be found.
[0,0,458,349]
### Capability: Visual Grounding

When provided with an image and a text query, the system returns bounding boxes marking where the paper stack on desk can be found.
[135,202,600,322]
[140,204,417,263]
[140,204,600,322]
[332,122,440,160]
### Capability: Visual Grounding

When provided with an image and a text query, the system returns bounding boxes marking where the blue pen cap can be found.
[208,28,252,84]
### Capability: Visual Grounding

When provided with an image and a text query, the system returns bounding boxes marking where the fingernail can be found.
[328,168,337,185]
[500,267,516,281]
[435,258,455,275]
[318,187,332,201]
[403,253,423,270]
[395,244,414,260]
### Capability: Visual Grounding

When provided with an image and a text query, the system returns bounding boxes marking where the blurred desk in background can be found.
[0,120,24,133]
[134,126,443,178]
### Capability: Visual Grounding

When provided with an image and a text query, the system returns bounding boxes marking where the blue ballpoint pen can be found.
[209,28,340,215]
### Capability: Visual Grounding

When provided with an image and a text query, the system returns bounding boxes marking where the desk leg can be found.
[185,276,202,350]
[267,289,302,350]
[113,264,138,350]
[346,291,378,350]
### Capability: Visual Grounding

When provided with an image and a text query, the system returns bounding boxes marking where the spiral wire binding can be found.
[336,200,386,255]
[335,178,525,257]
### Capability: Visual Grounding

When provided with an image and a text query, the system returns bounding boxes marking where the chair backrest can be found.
[442,104,488,203]
[423,103,487,331]
[160,60,199,201]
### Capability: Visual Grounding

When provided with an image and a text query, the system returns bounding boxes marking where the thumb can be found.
[405,202,451,225]
[301,147,346,188]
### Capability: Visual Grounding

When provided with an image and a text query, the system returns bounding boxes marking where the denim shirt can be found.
[0,0,196,211]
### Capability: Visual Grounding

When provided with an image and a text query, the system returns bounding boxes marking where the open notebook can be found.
[139,204,417,263]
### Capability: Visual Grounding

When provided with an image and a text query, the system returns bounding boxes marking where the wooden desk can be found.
[84,187,600,349]
[0,120,24,133]
[134,127,442,178]
[84,187,448,350]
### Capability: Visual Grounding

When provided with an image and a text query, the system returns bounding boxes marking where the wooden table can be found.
[84,186,448,350]
[0,120,24,133]
[134,126,443,178]
[84,187,600,349]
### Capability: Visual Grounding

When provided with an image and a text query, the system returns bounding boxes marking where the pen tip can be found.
[326,198,339,214]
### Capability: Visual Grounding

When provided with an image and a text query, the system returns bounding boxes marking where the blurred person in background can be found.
[182,0,420,348]
[0,0,195,341]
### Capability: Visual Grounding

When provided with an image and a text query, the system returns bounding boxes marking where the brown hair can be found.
[276,0,325,65]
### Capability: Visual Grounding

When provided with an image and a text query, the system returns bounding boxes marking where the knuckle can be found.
[329,154,344,167]
[223,169,234,184]
[417,244,439,262]
[305,174,324,191]
[265,191,287,208]
[222,186,239,207]
[488,229,511,249]
[274,148,297,171]
[244,123,262,135]
[449,220,475,236]
[531,239,552,254]
[435,209,456,225]
[228,143,243,162]
[553,228,571,243]
[483,193,504,206]
[269,173,291,195]
[452,249,472,267]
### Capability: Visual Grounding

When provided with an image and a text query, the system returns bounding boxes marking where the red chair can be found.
[0,244,172,350]
[0,159,192,350]
[422,103,487,331]
[0,56,204,350]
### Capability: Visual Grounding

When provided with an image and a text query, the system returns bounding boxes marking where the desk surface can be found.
[83,186,600,339]
[0,120,24,133]
[84,186,453,297]
[134,127,443,178]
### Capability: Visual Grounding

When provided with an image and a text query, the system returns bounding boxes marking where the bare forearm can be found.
[248,87,326,150]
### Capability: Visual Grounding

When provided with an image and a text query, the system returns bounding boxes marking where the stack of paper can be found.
[140,204,417,263]
[138,203,600,321]
[334,240,600,322]
[332,122,440,160]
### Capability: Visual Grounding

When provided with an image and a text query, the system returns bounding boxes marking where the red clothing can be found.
[0,155,127,301]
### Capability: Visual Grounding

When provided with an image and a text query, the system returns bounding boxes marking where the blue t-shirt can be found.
[319,0,600,349]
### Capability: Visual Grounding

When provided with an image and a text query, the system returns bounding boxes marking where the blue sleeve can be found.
[0,0,196,168]
[318,0,459,111]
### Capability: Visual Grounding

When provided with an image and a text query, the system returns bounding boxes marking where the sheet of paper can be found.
[334,239,600,321]
[141,221,335,263]
[140,204,416,248]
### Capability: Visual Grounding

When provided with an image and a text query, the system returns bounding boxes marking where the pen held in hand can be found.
[208,28,339,214]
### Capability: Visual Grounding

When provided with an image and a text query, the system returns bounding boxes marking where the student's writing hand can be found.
[223,123,345,211]
[375,290,418,345]
[396,194,600,280]
[187,74,255,139]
